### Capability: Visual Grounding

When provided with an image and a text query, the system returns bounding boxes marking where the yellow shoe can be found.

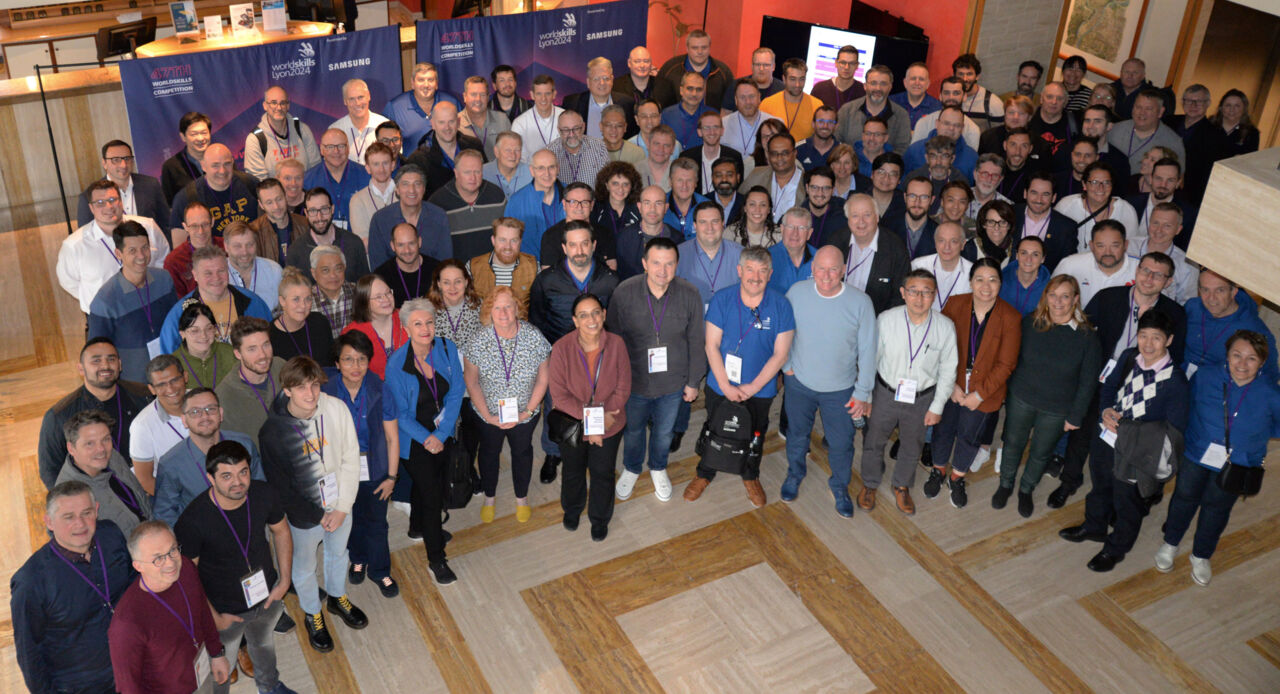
[480,504,495,524]
[515,504,532,523]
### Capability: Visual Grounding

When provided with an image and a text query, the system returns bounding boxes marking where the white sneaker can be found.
[393,501,413,517]
[993,448,1003,474]
[650,469,673,502]
[1154,543,1177,573]
[616,470,640,500]
[1190,556,1212,586]
[970,446,991,472]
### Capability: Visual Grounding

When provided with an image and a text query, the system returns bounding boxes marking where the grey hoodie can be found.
[55,451,152,536]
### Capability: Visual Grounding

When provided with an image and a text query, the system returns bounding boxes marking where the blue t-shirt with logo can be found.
[706,284,795,398]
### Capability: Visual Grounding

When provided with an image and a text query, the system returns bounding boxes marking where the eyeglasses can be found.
[104,156,135,165]
[558,126,585,135]
[984,219,1011,229]
[305,205,334,215]
[814,119,837,126]
[148,545,183,567]
[749,306,764,330]
[905,193,931,202]
[378,137,402,147]
[184,405,219,418]
[339,354,370,365]
[564,199,592,207]
[265,99,290,107]
[90,196,121,207]
[976,170,1002,180]
[321,143,349,152]
[371,291,395,302]
[806,184,833,193]
[1137,266,1170,280]
[904,288,935,298]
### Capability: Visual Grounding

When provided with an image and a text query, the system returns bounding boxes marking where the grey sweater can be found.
[606,275,707,397]
[55,452,151,536]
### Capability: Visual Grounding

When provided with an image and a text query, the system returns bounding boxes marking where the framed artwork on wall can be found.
[1056,0,1151,80]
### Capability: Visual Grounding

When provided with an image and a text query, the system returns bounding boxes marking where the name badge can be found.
[146,337,163,360]
[647,346,668,373]
[1099,358,1117,383]
[359,454,370,482]
[583,406,605,436]
[965,369,972,393]
[895,378,918,404]
[1201,442,1228,470]
[194,644,211,687]
[724,354,743,384]
[318,473,338,508]
[241,569,269,608]
[1184,362,1199,379]
[433,411,444,429]
[1099,427,1117,448]
[498,397,520,424]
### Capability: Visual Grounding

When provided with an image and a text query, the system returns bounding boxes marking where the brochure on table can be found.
[170,1,198,35]
[263,0,287,33]
[230,3,257,37]
[204,15,223,40]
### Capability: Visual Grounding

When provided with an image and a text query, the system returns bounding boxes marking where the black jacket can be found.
[539,220,618,269]
[614,72,677,110]
[1084,286,1187,365]
[614,223,682,280]
[657,55,735,112]
[678,144,744,195]
[1122,192,1199,250]
[38,382,151,489]
[1013,204,1078,271]
[77,175,171,241]
[837,227,910,315]
[882,214,936,259]
[562,91,639,139]
[529,262,620,343]
[405,131,487,198]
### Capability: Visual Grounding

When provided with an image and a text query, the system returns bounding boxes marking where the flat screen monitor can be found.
[802,25,878,93]
[96,17,157,61]
[759,15,928,94]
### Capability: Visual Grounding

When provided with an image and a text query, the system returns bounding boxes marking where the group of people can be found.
[18,27,1278,694]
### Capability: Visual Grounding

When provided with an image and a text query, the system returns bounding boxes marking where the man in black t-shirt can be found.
[176,440,298,693]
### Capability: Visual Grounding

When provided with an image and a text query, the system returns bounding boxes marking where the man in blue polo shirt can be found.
[303,129,371,231]
[768,208,816,293]
[662,73,715,150]
[683,245,795,508]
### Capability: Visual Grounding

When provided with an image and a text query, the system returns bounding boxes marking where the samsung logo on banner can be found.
[586,29,622,41]
[271,43,317,80]
[329,58,372,71]
[537,12,577,49]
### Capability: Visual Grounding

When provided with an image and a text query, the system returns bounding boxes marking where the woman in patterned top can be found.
[462,286,551,524]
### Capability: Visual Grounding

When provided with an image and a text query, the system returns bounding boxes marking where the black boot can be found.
[539,455,561,484]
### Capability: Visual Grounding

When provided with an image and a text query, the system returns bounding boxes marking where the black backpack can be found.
[253,117,305,155]
[444,439,473,509]
[695,398,756,475]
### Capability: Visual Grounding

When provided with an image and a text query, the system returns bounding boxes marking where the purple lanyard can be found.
[606,207,620,236]
[49,539,113,613]
[736,112,753,153]
[141,575,198,646]
[111,392,125,451]
[99,239,123,266]
[845,245,873,280]
[495,327,519,384]
[211,491,253,570]
[1126,128,1157,157]
[444,305,464,338]
[905,311,934,369]
[184,438,215,489]
[268,122,291,157]
[134,275,155,329]
[567,259,593,294]
[1223,381,1255,450]
[179,349,217,389]
[416,349,441,405]
[810,210,828,246]
[158,402,185,441]
[289,416,325,461]
[697,246,726,293]
[1014,279,1036,314]
[396,264,423,301]
[349,127,367,161]
[577,347,604,405]
[534,114,552,146]
[933,257,963,308]
[240,368,277,414]
[1200,314,1233,361]
[968,311,986,369]
[646,290,669,344]
[281,319,313,358]
[181,151,201,180]
[110,471,142,514]
[565,151,582,183]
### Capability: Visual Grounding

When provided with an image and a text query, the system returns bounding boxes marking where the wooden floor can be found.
[4,221,1280,693]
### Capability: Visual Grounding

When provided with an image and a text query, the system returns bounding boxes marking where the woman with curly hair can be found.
[591,161,642,239]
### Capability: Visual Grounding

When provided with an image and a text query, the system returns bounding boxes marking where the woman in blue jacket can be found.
[382,297,466,585]
[322,330,395,597]
[1157,330,1280,585]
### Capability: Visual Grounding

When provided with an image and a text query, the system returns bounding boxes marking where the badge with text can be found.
[1200,442,1228,470]
[1099,358,1117,383]
[498,397,520,424]
[318,473,338,508]
[240,569,269,608]
[647,346,668,373]
[194,644,211,687]
[895,378,918,404]
[359,454,370,482]
[583,407,605,436]
[725,354,743,384]
[1099,427,1117,448]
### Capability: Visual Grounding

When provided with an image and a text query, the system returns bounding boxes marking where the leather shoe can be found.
[237,642,254,678]
[1047,484,1074,509]
[563,515,579,531]
[683,477,710,501]
[591,524,608,542]
[991,485,1013,509]
[893,486,915,515]
[1087,550,1123,572]
[304,612,334,653]
[326,595,369,629]
[668,431,685,453]
[1017,491,1034,518]
[744,479,766,508]
[858,486,877,511]
[1059,525,1107,543]
[229,667,238,684]
[539,456,561,484]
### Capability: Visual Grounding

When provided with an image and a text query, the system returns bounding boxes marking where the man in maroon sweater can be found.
[109,520,229,693]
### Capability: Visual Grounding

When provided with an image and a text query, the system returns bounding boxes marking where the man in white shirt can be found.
[1053,220,1139,306]
[722,80,765,158]
[741,131,804,222]
[1130,202,1197,304]
[128,354,189,495]
[58,180,170,316]
[329,78,389,165]
[511,75,564,163]
[348,142,398,249]
[860,268,957,515]
[910,223,972,310]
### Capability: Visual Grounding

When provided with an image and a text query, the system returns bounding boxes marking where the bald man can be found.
[303,128,372,230]
[406,101,487,198]
[167,143,259,239]
[615,46,677,109]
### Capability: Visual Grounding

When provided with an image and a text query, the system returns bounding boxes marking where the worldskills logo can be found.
[270,42,317,79]
[563,13,576,29]
[538,11,577,48]
[298,43,316,59]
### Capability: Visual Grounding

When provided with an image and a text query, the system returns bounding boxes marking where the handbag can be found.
[546,408,583,448]
[1215,382,1265,497]
[444,437,474,509]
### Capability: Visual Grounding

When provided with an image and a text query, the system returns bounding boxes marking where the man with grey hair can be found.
[12,480,136,694]
[310,244,357,337]
[368,163,451,267]
[329,78,389,165]
[458,75,512,159]
[484,131,533,197]
[549,110,610,186]
[158,245,273,352]
[684,242,795,508]
[1167,83,1215,203]
[768,207,817,293]
[55,410,151,535]
[600,104,646,166]
[564,57,638,139]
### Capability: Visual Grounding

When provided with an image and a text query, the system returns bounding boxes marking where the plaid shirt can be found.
[550,136,610,186]
[313,282,355,338]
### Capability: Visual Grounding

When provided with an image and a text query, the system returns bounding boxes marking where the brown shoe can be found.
[228,667,239,685]
[237,643,254,678]
[894,486,916,515]
[684,477,710,501]
[744,479,766,508]
[858,486,876,511]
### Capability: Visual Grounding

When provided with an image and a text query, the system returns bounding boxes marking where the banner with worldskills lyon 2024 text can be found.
[416,0,647,101]
[119,25,402,178]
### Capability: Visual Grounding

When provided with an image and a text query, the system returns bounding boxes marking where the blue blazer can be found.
[322,368,390,481]
[383,338,465,454]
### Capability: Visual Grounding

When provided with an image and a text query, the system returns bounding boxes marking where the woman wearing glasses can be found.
[341,274,407,379]
[547,294,631,541]
[271,267,335,367]
[963,200,1016,265]
[1053,162,1138,252]
[173,302,236,389]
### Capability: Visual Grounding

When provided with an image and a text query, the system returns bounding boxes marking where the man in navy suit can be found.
[78,140,171,242]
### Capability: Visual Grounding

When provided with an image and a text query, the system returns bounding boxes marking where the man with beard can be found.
[469,217,538,311]
[741,132,805,221]
[490,64,532,122]
[1054,137,1098,200]
[375,222,441,307]
[285,188,370,282]
[708,157,745,225]
[999,60,1043,106]
[1053,221,1139,306]
[1015,172,1078,271]
[679,111,742,194]
[795,106,839,172]
[884,176,938,260]
[802,166,848,249]
[548,110,609,187]
[997,128,1033,204]
[1079,105,1131,188]
[760,58,824,141]
[907,136,969,199]
[539,182,619,269]
[154,388,264,525]
[951,54,1004,130]
[303,130,372,231]
[169,144,259,239]
[250,178,308,265]
[835,65,912,154]
[1124,158,1197,241]
[368,164,451,268]
[216,318,287,448]
[969,154,1012,219]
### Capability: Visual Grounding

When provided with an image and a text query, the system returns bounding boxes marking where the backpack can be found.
[694,398,757,475]
[253,117,305,155]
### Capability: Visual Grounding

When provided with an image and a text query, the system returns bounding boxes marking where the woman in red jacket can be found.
[547,293,632,541]
[925,258,1022,508]
[342,274,407,378]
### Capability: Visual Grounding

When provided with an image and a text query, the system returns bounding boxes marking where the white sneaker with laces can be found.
[970,446,991,472]
[650,469,672,502]
[1190,556,1212,586]
[392,501,412,517]
[1154,543,1177,573]
[616,470,640,500]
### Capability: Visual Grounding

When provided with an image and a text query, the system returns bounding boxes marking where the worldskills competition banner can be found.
[119,25,402,177]
[416,0,647,101]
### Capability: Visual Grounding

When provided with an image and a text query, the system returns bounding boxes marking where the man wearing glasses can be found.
[538,182,617,270]
[303,129,372,231]
[722,47,782,113]
[811,45,866,113]
[245,85,321,180]
[548,110,609,187]
[741,131,805,222]
[1166,84,1215,203]
[968,154,1012,219]
[153,388,265,526]
[109,521,230,692]
[59,179,170,317]
[795,106,839,172]
[563,57,637,140]
[287,188,370,283]
[77,139,170,236]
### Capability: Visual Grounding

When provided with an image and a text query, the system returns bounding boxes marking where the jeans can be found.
[695,386,773,481]
[560,430,622,527]
[347,479,390,579]
[402,443,449,565]
[861,381,932,489]
[998,395,1068,494]
[1163,456,1240,559]
[674,398,692,433]
[290,513,354,615]
[782,375,855,492]
[212,598,284,694]
[621,391,683,473]
[539,392,561,459]
[931,400,999,474]
[478,412,541,498]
